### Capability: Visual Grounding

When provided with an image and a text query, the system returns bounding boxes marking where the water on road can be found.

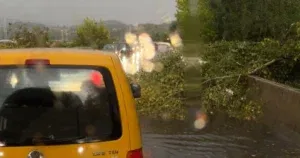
[140,116,300,158]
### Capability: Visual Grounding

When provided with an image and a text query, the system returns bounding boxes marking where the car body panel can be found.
[0,48,142,158]
[111,56,142,150]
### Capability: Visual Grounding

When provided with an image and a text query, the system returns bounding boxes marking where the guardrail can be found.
[248,76,300,134]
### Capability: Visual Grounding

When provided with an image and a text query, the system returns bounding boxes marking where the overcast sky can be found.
[0,0,176,25]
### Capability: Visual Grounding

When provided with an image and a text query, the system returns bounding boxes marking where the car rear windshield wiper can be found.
[39,136,102,144]
[1,136,100,146]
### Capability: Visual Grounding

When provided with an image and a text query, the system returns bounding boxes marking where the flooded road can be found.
[140,116,300,158]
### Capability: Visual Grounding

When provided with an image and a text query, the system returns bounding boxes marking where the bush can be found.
[0,43,18,49]
[129,51,185,120]
[50,41,76,48]
[12,26,49,48]
[74,18,111,49]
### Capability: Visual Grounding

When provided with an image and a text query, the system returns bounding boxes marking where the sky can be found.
[0,0,176,25]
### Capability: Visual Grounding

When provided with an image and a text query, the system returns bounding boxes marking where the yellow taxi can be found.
[0,48,143,158]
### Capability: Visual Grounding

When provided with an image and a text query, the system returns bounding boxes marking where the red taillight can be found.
[25,59,50,65]
[90,71,103,87]
[127,148,143,158]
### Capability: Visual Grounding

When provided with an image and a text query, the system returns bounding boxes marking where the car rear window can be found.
[103,44,116,51]
[0,65,121,146]
[117,43,131,51]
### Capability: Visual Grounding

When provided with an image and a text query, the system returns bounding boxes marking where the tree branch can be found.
[248,59,276,75]
[199,59,277,85]
[201,74,241,85]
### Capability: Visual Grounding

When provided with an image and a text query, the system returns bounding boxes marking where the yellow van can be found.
[0,48,143,158]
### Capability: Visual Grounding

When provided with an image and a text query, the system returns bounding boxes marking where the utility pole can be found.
[61,30,64,41]
[3,18,7,39]
[0,17,4,39]
[65,30,68,41]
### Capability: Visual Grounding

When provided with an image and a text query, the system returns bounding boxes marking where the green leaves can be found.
[75,18,111,49]
[129,51,186,120]
[176,0,216,43]
[11,25,49,48]
[177,0,300,42]
[197,36,300,120]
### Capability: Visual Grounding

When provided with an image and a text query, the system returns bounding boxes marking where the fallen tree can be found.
[128,51,186,120]
[197,23,300,120]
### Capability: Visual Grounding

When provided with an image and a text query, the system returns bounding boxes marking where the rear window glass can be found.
[103,44,116,51]
[117,43,129,51]
[0,66,121,146]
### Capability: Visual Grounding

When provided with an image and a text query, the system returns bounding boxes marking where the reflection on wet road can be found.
[140,116,300,158]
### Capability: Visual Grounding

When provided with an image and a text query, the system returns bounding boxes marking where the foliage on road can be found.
[176,0,300,120]
[129,51,186,120]
[189,25,300,120]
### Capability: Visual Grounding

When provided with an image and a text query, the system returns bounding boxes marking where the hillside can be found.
[0,20,171,41]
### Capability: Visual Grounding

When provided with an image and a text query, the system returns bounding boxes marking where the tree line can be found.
[176,0,300,42]
[0,18,172,49]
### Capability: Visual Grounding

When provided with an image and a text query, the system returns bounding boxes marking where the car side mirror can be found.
[130,83,141,98]
[119,47,124,53]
